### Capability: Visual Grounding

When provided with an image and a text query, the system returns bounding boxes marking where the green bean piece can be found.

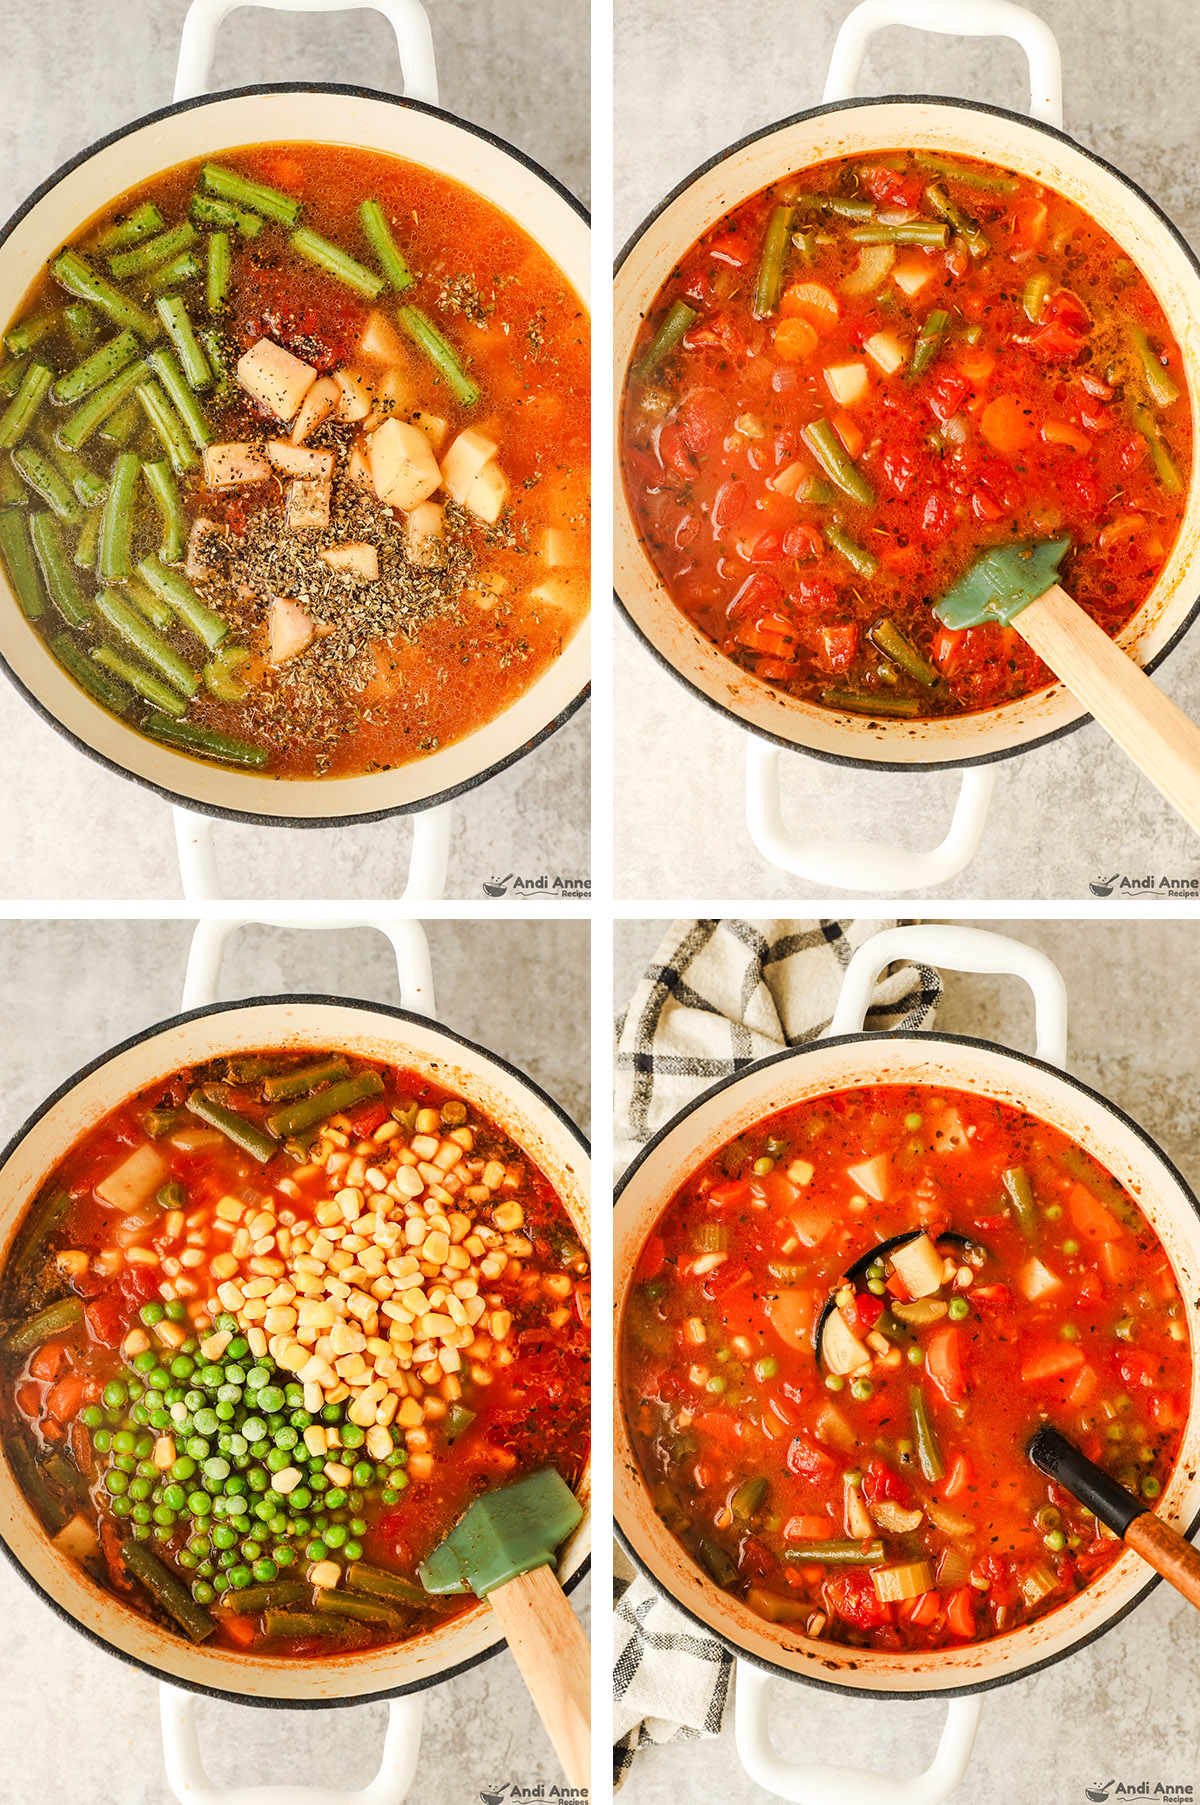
[754,203,794,318]
[50,249,159,341]
[73,508,101,571]
[206,231,232,315]
[11,448,83,526]
[1132,403,1184,494]
[64,304,99,355]
[910,1386,945,1482]
[91,645,187,716]
[826,523,878,579]
[201,162,302,228]
[125,574,174,633]
[797,476,835,505]
[913,153,1016,193]
[345,1563,430,1609]
[4,314,56,356]
[0,362,52,451]
[0,356,27,399]
[634,299,699,381]
[443,1403,476,1442]
[396,305,480,406]
[1002,1166,1038,1240]
[9,1186,71,1275]
[199,329,231,400]
[795,193,874,220]
[822,687,923,718]
[262,1610,356,1641]
[58,358,149,449]
[848,222,949,246]
[221,1580,312,1614]
[189,191,264,238]
[925,185,989,258]
[96,452,140,583]
[146,349,211,450]
[202,644,251,701]
[143,711,268,766]
[2,1296,84,1357]
[910,309,949,377]
[731,1476,769,1520]
[225,1054,284,1083]
[148,252,203,294]
[121,1539,215,1643]
[1131,327,1180,409]
[782,1539,886,1566]
[29,513,90,627]
[138,555,228,652]
[288,226,385,299]
[266,1070,385,1139]
[358,199,415,293]
[0,459,22,506]
[135,380,199,474]
[94,587,199,697]
[142,460,187,564]
[186,1089,279,1164]
[0,507,46,618]
[43,1450,88,1501]
[155,295,212,391]
[262,1057,351,1102]
[53,631,130,711]
[6,1436,73,1535]
[100,398,146,450]
[109,222,198,282]
[1022,275,1050,324]
[870,617,938,685]
[95,202,166,254]
[315,1590,405,1629]
[144,1106,186,1137]
[33,432,107,507]
[697,1539,739,1587]
[800,419,874,506]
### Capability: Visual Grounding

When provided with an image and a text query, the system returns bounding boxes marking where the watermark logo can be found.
[479,1786,587,1803]
[1083,1783,1193,1800]
[1089,871,1200,899]
[483,872,590,900]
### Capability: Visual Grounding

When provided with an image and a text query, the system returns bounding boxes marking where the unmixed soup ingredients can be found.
[620,1083,1190,1652]
[1,1051,589,1654]
[0,146,589,774]
[622,150,1189,719]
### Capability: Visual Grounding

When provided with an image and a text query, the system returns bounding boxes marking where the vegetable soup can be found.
[620,1084,1190,1653]
[1,1049,589,1655]
[0,145,589,774]
[621,151,1189,719]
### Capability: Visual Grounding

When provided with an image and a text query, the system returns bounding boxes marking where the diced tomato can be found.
[902,1589,942,1628]
[735,610,797,658]
[937,1451,971,1501]
[692,1408,744,1448]
[831,411,864,459]
[1116,1349,1155,1390]
[1020,1341,1086,1384]
[862,165,926,210]
[707,233,751,267]
[882,443,920,497]
[926,370,970,423]
[1056,455,1103,522]
[921,489,955,541]
[640,1235,665,1280]
[712,478,750,531]
[84,1293,127,1349]
[794,573,839,616]
[782,523,823,561]
[925,1324,967,1403]
[862,1458,913,1510]
[970,1283,1012,1314]
[680,388,729,454]
[1010,198,1048,250]
[1066,1363,1099,1408]
[786,1434,838,1482]
[825,1568,892,1630]
[740,530,783,565]
[817,622,859,673]
[658,420,696,477]
[946,1587,977,1638]
[845,1291,885,1332]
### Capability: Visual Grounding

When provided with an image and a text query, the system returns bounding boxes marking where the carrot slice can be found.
[1067,1182,1123,1244]
[980,393,1038,458]
[779,281,839,330]
[1021,1341,1086,1384]
[29,1342,66,1381]
[774,317,819,362]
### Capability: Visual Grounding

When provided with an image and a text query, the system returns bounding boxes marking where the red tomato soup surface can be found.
[1,1050,589,1656]
[621,151,1190,719]
[620,1084,1190,1653]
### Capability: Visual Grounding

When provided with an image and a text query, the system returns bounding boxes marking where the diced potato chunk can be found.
[822,1306,871,1375]
[185,516,223,581]
[318,542,379,578]
[441,427,499,502]
[765,1288,816,1351]
[203,442,271,489]
[465,460,509,523]
[864,330,908,376]
[334,368,373,422]
[405,500,445,569]
[236,338,317,422]
[360,310,406,364]
[889,1233,944,1300]
[1017,1256,1063,1302]
[894,257,936,297]
[54,1514,100,1563]
[870,1499,924,1535]
[872,1560,935,1603]
[541,527,582,567]
[364,367,415,431]
[268,596,317,664]
[823,362,870,406]
[347,439,373,492]
[413,411,449,453]
[266,441,335,480]
[286,477,331,532]
[769,459,806,498]
[846,1156,889,1202]
[96,1143,169,1212]
[368,418,441,510]
[288,375,339,445]
[746,1585,810,1625]
[844,1480,874,1540]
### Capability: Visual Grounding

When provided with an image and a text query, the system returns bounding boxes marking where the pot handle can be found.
[174,0,439,104]
[180,914,436,1015]
[828,922,1068,1066]
[171,806,452,905]
[160,1683,426,1805]
[823,0,1063,128]
[745,740,995,894]
[734,1662,983,1805]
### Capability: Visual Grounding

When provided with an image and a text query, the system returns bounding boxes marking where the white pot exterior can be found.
[614,1031,1200,1695]
[0,996,590,1704]
[614,97,1200,769]
[0,86,590,822]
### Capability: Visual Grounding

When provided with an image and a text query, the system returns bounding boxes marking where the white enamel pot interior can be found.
[613,1030,1200,1697]
[614,95,1200,772]
[0,994,590,1705]
[0,84,590,826]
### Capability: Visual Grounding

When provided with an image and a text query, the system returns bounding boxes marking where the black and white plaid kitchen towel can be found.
[613,917,940,1789]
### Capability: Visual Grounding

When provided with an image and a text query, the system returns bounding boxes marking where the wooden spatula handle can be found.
[487,1563,590,1789]
[1016,584,1200,835]
[1125,1511,1200,1609]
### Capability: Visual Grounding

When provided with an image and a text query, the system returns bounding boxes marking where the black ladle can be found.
[812,1229,979,1365]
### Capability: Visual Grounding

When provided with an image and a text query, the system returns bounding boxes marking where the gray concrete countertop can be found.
[613,915,1200,1803]
[614,0,1200,901]
[0,917,589,1805]
[0,0,589,902]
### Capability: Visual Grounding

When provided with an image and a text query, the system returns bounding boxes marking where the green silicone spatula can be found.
[420,1469,590,1788]
[936,538,1200,836]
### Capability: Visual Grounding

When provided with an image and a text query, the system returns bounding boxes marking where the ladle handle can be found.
[1125,1514,1200,1611]
[174,0,439,103]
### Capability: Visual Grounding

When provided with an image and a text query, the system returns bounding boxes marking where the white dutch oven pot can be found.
[0,916,591,1804]
[0,0,591,901]
[614,0,1200,892]
[614,924,1200,1802]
